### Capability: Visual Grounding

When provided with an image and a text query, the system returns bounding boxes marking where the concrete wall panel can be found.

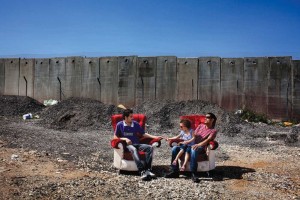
[244,57,269,114]
[268,57,292,120]
[34,59,50,102]
[136,57,156,104]
[4,58,19,95]
[118,56,137,107]
[177,58,198,101]
[292,60,300,120]
[82,58,100,100]
[19,59,35,97]
[99,57,118,105]
[65,57,83,98]
[0,59,4,95]
[221,58,244,111]
[49,58,66,101]
[198,57,221,104]
[156,56,177,100]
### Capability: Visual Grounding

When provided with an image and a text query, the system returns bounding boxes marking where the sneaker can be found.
[146,170,156,179]
[192,173,200,183]
[140,171,149,181]
[164,171,179,178]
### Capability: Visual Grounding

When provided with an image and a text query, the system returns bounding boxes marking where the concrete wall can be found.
[136,57,156,104]
[0,59,5,95]
[243,57,269,114]
[268,57,292,120]
[292,60,300,120]
[4,58,19,96]
[19,59,35,98]
[0,55,299,121]
[220,58,244,111]
[198,57,221,105]
[177,58,198,101]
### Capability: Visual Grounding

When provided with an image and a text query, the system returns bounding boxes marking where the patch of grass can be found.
[240,109,269,124]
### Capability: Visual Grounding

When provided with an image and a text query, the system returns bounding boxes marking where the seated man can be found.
[114,108,163,181]
[165,112,218,183]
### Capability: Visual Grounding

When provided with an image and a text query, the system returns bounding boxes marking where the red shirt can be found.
[194,124,217,144]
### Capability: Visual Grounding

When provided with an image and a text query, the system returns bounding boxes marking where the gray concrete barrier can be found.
[65,57,83,99]
[4,58,19,96]
[156,56,177,101]
[0,59,5,95]
[34,59,50,102]
[136,57,156,104]
[244,57,269,115]
[0,55,299,121]
[292,60,300,120]
[100,57,118,105]
[220,58,244,111]
[118,56,137,107]
[177,58,198,101]
[198,57,221,105]
[82,57,100,101]
[19,58,35,98]
[268,57,292,120]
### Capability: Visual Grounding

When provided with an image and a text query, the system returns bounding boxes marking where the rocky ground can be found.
[0,95,299,200]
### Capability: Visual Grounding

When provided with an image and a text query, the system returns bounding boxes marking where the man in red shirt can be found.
[165,113,217,183]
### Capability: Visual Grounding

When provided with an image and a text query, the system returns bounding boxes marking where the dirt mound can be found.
[0,95,45,116]
[133,99,242,135]
[38,97,121,131]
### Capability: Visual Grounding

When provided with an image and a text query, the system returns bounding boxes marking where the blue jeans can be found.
[171,145,205,173]
[127,144,153,172]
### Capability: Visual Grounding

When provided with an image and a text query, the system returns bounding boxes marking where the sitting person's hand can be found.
[191,143,200,150]
[123,138,132,145]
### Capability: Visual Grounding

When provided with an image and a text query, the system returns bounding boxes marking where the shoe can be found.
[192,173,200,183]
[164,171,179,178]
[141,171,149,181]
[146,170,156,179]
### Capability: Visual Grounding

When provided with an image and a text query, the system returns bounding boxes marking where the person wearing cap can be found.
[165,113,218,183]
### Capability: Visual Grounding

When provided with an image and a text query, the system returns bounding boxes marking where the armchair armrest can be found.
[168,138,184,147]
[208,140,219,150]
[139,137,162,147]
[111,138,127,149]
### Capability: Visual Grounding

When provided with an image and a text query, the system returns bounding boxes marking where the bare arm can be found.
[179,132,195,145]
[192,133,216,150]
[143,133,163,140]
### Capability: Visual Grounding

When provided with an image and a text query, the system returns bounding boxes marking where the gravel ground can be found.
[0,95,299,199]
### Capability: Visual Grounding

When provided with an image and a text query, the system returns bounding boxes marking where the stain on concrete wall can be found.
[100,57,118,105]
[118,56,137,107]
[19,58,35,98]
[268,57,292,120]
[136,57,156,104]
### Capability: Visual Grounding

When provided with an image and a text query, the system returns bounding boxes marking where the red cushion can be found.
[180,115,206,130]
[111,114,146,131]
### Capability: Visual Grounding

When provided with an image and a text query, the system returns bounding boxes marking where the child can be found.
[166,119,195,171]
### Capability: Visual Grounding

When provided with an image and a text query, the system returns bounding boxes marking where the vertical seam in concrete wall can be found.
[155,58,157,100]
[18,58,20,96]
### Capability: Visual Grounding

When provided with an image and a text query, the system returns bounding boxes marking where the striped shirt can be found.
[194,124,217,144]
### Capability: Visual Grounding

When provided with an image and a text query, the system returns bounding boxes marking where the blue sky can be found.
[0,0,300,59]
